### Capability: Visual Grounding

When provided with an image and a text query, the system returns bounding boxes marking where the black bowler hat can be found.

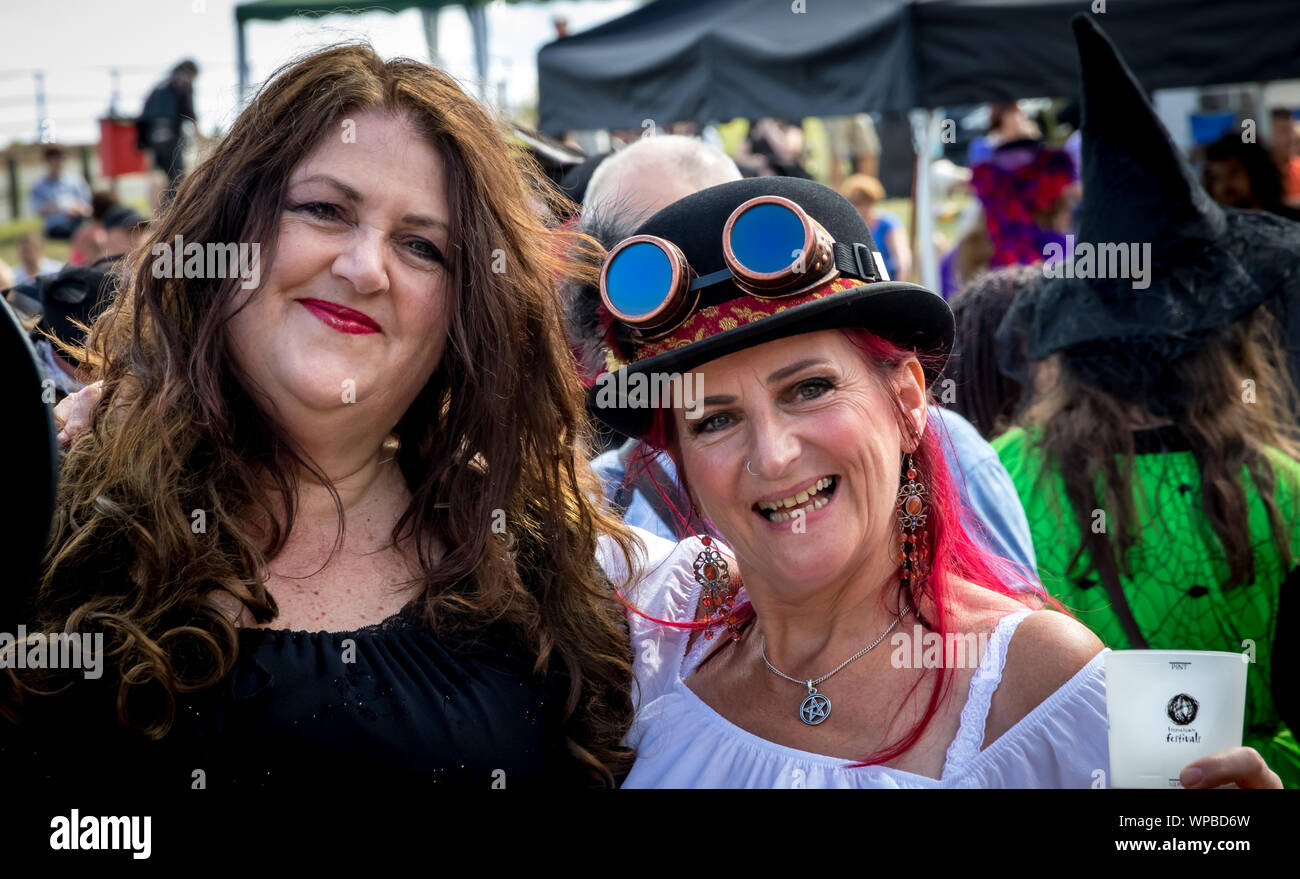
[588,176,954,437]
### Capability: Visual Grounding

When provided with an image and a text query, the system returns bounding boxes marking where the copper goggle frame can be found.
[599,195,840,342]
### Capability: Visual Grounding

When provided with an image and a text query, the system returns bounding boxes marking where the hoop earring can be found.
[895,453,931,588]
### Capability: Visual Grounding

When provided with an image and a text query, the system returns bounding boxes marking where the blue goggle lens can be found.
[604,241,674,319]
[728,202,806,275]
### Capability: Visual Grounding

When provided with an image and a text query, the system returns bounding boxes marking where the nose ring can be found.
[746,459,757,476]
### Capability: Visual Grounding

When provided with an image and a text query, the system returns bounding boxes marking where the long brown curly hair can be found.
[1022,305,1300,594]
[7,43,641,786]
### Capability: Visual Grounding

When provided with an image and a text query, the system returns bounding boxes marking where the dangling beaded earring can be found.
[895,453,931,590]
[694,536,740,641]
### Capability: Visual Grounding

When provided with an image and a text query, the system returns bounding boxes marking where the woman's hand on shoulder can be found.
[53,380,103,445]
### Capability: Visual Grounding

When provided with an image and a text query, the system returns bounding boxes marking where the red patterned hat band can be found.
[601,276,864,373]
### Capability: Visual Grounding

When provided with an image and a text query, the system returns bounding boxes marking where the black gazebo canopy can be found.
[538,0,1300,132]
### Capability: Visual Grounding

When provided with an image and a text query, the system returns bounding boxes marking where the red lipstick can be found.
[298,298,382,334]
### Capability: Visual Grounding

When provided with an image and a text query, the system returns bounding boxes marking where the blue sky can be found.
[0,0,637,144]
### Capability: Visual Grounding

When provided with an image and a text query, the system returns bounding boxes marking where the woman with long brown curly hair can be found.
[1,43,640,790]
[994,19,1300,786]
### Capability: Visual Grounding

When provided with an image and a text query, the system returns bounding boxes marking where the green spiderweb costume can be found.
[994,426,1300,788]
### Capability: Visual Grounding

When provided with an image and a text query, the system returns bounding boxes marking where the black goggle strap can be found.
[685,240,885,293]
[834,241,887,283]
[687,268,734,291]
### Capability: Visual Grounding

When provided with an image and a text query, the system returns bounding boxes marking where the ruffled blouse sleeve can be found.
[952,649,1110,788]
[597,526,710,716]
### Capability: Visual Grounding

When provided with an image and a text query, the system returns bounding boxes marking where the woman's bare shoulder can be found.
[937,578,1102,744]
[1004,609,1104,681]
[947,577,1040,629]
[982,608,1105,746]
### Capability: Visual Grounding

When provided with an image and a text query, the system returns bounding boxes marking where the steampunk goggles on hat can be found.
[599,195,887,341]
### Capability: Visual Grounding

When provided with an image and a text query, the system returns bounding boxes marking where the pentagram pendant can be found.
[799,684,831,725]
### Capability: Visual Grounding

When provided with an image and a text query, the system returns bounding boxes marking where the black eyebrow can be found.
[291,174,449,231]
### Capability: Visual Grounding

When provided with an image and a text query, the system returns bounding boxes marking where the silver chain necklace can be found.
[760,603,910,726]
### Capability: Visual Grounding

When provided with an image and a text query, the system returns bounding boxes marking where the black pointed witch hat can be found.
[996,14,1300,390]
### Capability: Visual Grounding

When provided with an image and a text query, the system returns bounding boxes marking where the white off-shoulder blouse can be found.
[599,528,1111,789]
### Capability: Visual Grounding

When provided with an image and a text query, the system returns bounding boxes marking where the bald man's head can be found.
[565,136,742,385]
[583,134,742,226]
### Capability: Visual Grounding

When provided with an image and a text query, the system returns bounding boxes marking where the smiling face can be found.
[672,330,927,597]
[225,109,452,432]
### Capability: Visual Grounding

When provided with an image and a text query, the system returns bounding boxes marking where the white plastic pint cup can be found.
[1105,650,1248,788]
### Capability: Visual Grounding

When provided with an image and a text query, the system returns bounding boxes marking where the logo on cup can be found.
[1166,693,1199,725]
[1168,661,1191,670]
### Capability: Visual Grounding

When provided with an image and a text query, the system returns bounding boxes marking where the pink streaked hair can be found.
[618,327,1060,768]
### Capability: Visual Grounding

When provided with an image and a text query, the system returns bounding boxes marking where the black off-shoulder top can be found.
[1,597,592,792]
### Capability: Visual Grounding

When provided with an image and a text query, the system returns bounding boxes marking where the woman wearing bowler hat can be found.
[590,169,1283,788]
